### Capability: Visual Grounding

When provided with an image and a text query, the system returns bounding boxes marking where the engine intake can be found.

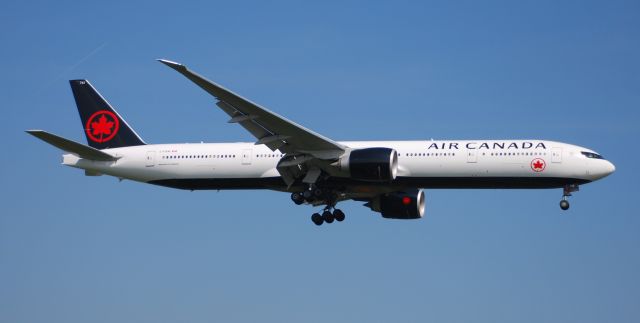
[339,148,398,182]
[367,190,425,219]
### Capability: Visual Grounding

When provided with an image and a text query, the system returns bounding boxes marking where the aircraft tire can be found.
[322,210,334,223]
[311,213,323,225]
[291,192,305,205]
[333,209,345,222]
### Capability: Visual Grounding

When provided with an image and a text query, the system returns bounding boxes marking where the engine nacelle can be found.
[338,148,398,182]
[367,190,425,219]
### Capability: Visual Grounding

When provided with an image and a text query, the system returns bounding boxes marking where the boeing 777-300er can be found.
[27,59,615,225]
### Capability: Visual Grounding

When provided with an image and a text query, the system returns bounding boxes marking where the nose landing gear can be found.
[560,184,579,211]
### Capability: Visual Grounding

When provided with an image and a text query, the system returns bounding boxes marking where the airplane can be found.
[27,59,616,225]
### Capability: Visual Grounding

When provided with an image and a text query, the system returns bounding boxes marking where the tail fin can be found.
[69,80,145,149]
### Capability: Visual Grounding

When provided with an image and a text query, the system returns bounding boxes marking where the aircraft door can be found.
[242,149,252,165]
[466,149,477,163]
[551,147,562,163]
[145,151,156,167]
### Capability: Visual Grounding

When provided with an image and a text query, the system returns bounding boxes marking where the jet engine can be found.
[366,189,425,219]
[337,148,398,182]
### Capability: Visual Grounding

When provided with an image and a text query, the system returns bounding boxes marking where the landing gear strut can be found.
[292,185,346,226]
[560,184,579,211]
[297,185,324,203]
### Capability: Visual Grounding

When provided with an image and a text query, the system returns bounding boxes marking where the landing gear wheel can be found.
[291,192,305,205]
[333,209,345,222]
[560,200,570,211]
[322,210,335,223]
[559,184,578,211]
[311,213,323,226]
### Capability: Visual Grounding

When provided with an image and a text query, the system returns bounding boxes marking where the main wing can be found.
[157,59,345,158]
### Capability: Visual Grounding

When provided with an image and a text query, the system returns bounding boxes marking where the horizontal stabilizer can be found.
[26,130,118,161]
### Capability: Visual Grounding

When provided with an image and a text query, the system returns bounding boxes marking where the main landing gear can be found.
[560,184,579,211]
[311,208,345,226]
[290,192,305,205]
[291,186,346,226]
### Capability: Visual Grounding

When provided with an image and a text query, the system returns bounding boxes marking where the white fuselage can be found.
[62,139,615,196]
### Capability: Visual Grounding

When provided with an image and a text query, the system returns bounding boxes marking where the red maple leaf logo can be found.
[533,160,543,169]
[85,110,120,143]
[531,158,546,172]
[92,115,114,136]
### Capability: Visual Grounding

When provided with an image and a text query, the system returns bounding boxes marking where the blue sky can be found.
[1,1,639,322]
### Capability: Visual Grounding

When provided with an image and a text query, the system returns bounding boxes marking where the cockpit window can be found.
[581,151,604,159]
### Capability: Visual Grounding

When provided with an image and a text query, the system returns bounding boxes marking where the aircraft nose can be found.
[588,159,615,180]
[606,160,616,175]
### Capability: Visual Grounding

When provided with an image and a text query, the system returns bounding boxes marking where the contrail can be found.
[60,42,108,77]
[40,42,108,93]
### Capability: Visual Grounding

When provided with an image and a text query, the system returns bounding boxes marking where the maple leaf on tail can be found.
[92,115,114,136]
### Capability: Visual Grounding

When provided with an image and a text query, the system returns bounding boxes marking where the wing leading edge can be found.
[157,59,345,158]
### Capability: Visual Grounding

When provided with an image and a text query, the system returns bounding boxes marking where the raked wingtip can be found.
[157,58,184,68]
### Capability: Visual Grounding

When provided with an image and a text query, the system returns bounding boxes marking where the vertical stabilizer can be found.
[69,80,145,149]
